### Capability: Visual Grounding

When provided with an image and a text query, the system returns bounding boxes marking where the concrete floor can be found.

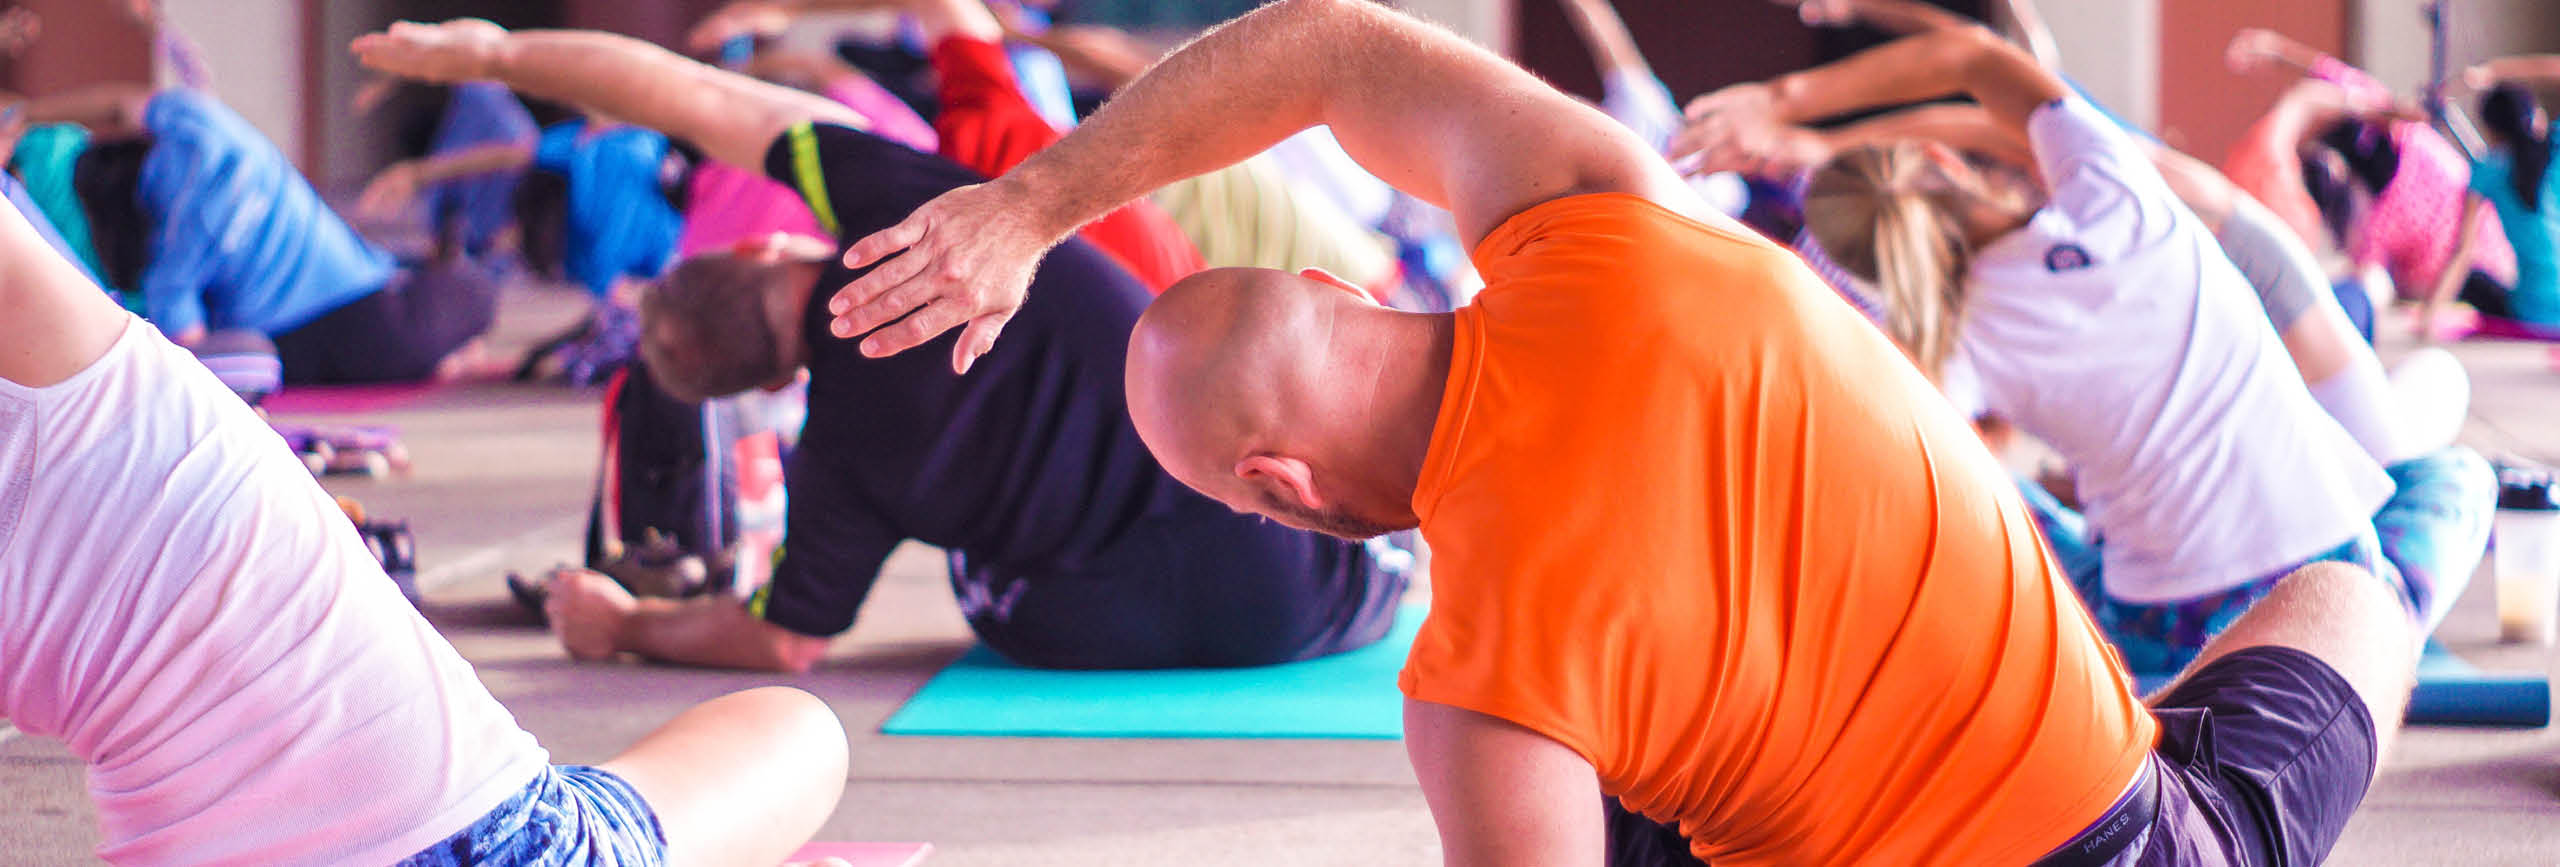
[5,282,2560,865]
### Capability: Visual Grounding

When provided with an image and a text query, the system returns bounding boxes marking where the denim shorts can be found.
[397,765,667,867]
[2020,448,2491,675]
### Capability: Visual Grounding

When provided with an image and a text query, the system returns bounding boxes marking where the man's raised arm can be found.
[823,0,1698,373]
[351,18,865,171]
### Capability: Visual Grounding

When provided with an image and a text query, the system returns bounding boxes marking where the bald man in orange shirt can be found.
[818,2,2421,864]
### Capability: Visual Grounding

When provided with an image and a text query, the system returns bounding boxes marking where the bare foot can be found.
[432,339,501,382]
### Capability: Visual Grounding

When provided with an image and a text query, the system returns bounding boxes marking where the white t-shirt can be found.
[1942,98,2393,603]
[0,318,547,865]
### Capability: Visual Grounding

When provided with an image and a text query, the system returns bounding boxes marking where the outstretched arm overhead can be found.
[1677,25,2066,166]
[2466,55,2560,88]
[355,140,535,220]
[351,18,865,171]
[1561,0,1655,82]
[825,0,1695,372]
[11,83,157,138]
[2226,27,2329,77]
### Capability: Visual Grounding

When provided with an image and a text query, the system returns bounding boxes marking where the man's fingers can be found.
[842,218,929,271]
[827,256,938,337]
[860,298,974,360]
[952,312,1012,375]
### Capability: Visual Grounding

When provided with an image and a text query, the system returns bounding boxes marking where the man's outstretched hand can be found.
[829,180,1062,374]
[350,18,508,83]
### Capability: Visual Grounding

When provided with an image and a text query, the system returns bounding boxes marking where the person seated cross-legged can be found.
[0,186,847,864]
[7,85,498,385]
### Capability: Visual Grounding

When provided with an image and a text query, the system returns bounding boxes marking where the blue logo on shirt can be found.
[2045,244,2095,272]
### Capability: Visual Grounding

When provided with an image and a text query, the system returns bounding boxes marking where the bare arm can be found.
[2465,55,2560,88]
[2425,197,2488,315]
[1824,102,2033,166]
[0,183,127,389]
[1687,25,2065,159]
[546,569,833,672]
[996,15,1159,94]
[1406,699,1605,867]
[352,19,864,171]
[2226,28,2326,78]
[619,597,833,672]
[822,0,1693,371]
[356,140,535,218]
[1559,0,1653,80]
[1781,0,1976,35]
[2146,144,2241,230]
[1991,0,2060,70]
[15,83,157,138]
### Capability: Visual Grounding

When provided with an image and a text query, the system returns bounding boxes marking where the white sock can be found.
[2386,347,2472,458]
[2308,353,2414,466]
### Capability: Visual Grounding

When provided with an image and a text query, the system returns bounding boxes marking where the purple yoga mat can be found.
[787,842,933,866]
[261,382,445,414]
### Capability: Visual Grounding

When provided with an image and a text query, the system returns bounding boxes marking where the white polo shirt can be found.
[0,318,547,865]
[1941,98,2392,603]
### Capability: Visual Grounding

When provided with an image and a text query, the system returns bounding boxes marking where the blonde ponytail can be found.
[1804,144,1976,374]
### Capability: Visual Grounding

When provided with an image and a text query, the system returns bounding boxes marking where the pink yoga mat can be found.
[787,842,933,866]
[262,382,446,415]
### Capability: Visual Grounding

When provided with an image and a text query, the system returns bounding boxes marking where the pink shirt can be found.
[676,161,828,258]
[2313,59,2519,293]
[822,77,938,153]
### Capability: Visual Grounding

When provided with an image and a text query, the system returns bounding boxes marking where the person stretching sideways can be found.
[809,1,2425,864]
[354,17,1407,673]
[0,175,848,865]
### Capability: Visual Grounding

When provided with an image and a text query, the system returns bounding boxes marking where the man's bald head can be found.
[1127,267,1416,540]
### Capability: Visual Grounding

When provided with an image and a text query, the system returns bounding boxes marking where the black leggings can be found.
[946,491,1407,670]
[272,257,500,384]
[2459,268,2520,320]
[1606,798,1707,866]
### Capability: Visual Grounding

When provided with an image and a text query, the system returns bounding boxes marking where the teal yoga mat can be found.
[881,606,1422,739]
[2133,642,2550,728]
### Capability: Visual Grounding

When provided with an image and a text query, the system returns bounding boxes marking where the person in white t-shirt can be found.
[0,194,847,863]
[1683,26,2494,676]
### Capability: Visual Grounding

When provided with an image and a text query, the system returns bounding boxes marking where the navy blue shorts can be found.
[397,765,667,867]
[1603,647,2379,866]
[2112,645,2380,866]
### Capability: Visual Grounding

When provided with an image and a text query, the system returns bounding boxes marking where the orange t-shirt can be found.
[1398,193,2157,866]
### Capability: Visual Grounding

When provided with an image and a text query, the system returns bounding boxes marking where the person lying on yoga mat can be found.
[2,85,498,386]
[2229,29,2521,338]
[1684,28,2495,676]
[779,1,2428,863]
[0,196,850,866]
[354,17,1408,674]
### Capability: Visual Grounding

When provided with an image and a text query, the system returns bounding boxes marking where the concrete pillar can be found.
[2042,0,2159,131]
[1400,0,1511,52]
[163,0,306,167]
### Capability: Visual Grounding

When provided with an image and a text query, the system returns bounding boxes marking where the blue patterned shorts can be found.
[2021,448,2493,676]
[398,765,668,867]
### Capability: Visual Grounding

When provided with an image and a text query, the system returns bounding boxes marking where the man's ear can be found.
[1299,267,1384,305]
[1235,453,1324,511]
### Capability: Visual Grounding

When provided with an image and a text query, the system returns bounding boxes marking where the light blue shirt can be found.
[2470,142,2560,324]
[137,89,393,336]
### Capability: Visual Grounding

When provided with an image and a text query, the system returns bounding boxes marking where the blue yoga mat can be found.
[881,606,1422,739]
[2133,642,2550,728]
